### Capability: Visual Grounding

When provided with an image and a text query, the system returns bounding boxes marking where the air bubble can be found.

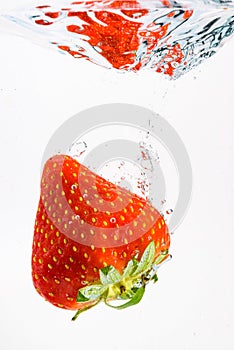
[94,45,102,53]
[71,184,78,190]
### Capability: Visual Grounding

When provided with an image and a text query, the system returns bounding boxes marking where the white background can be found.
[0,1,234,349]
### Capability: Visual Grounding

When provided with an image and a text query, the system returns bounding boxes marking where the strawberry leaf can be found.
[154,250,169,265]
[132,241,156,277]
[77,284,108,301]
[152,274,158,283]
[100,265,122,285]
[105,287,145,310]
[77,291,90,302]
[122,259,138,278]
[100,266,112,276]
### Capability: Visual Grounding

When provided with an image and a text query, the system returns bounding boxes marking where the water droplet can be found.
[138,178,148,195]
[81,280,88,286]
[83,193,88,198]
[171,61,179,68]
[71,184,78,190]
[74,215,80,220]
[134,249,140,258]
[166,209,173,215]
[110,217,116,223]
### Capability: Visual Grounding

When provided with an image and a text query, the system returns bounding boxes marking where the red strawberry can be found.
[32,154,170,319]
[33,2,185,76]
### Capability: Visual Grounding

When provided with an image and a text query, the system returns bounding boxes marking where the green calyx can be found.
[72,241,170,321]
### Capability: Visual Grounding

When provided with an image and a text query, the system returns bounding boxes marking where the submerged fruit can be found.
[32,154,170,319]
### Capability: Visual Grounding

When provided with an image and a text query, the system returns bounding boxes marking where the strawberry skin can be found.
[32,155,170,312]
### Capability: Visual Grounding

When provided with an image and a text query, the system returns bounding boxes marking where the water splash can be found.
[68,141,87,159]
[138,141,160,172]
[1,0,234,78]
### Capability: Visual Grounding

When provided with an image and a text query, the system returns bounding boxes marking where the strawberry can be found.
[32,154,170,319]
[33,2,186,76]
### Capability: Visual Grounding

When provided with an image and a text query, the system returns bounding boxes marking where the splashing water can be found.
[68,141,87,159]
[1,0,234,78]
[97,158,150,200]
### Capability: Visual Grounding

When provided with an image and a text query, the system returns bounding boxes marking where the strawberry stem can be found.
[72,242,171,320]
[105,286,145,310]
[71,299,101,321]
